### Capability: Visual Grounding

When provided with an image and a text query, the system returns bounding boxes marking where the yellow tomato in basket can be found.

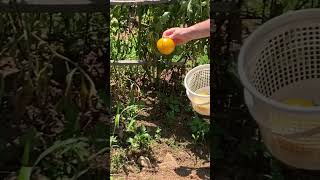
[198,92,209,95]
[156,37,175,55]
[283,98,314,107]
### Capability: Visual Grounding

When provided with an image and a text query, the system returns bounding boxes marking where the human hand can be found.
[162,20,210,45]
[162,27,194,45]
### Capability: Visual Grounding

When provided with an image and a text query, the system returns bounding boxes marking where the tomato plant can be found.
[111,0,209,81]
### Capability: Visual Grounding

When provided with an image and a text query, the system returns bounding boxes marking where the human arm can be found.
[162,19,210,45]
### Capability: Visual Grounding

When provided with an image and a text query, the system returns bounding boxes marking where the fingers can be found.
[168,32,178,40]
[162,27,188,45]
[167,33,180,44]
[162,28,176,37]
[163,28,180,44]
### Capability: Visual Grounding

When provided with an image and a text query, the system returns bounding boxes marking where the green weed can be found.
[154,127,162,142]
[165,137,179,150]
[127,125,152,151]
[189,114,209,144]
[111,148,126,174]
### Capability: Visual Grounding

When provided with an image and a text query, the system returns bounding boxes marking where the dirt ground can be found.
[111,110,210,179]
[112,141,210,180]
[110,68,210,180]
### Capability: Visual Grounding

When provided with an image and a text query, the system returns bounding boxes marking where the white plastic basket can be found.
[238,9,320,170]
[184,64,210,116]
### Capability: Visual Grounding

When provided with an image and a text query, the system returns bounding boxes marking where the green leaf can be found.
[88,146,109,161]
[114,114,120,128]
[141,125,146,132]
[65,68,78,96]
[187,0,193,13]
[80,75,88,109]
[33,138,86,168]
[97,89,109,109]
[201,1,207,6]
[71,167,90,180]
[126,118,136,132]
[58,145,73,156]
[127,137,134,145]
[160,12,170,24]
[156,127,161,134]
[93,122,108,148]
[81,70,97,98]
[192,134,196,139]
[110,136,118,147]
[67,165,71,174]
[21,128,37,166]
[18,166,32,180]
[62,96,79,135]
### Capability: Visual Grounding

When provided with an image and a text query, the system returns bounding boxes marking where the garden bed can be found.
[0,12,108,179]
[110,66,210,179]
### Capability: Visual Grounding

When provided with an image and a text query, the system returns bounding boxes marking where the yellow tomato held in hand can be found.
[283,98,314,107]
[156,37,175,55]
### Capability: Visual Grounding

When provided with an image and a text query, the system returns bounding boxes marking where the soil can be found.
[112,141,210,180]
[110,67,210,180]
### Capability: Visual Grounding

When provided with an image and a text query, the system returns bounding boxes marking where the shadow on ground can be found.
[175,166,210,180]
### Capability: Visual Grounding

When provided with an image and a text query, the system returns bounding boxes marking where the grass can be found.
[0,11,108,179]
[110,63,210,178]
[111,148,126,174]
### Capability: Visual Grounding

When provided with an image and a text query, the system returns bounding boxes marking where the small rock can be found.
[190,173,196,179]
[137,156,152,169]
[159,152,179,170]
[126,165,136,173]
[145,99,153,105]
[189,170,201,180]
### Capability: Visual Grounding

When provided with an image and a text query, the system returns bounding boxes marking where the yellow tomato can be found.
[195,87,210,96]
[198,92,209,95]
[156,37,175,55]
[283,98,314,107]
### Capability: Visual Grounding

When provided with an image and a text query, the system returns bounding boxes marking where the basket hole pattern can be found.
[189,70,210,93]
[252,25,320,97]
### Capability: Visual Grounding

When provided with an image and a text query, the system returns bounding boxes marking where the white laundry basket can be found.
[184,64,210,116]
[238,9,320,170]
